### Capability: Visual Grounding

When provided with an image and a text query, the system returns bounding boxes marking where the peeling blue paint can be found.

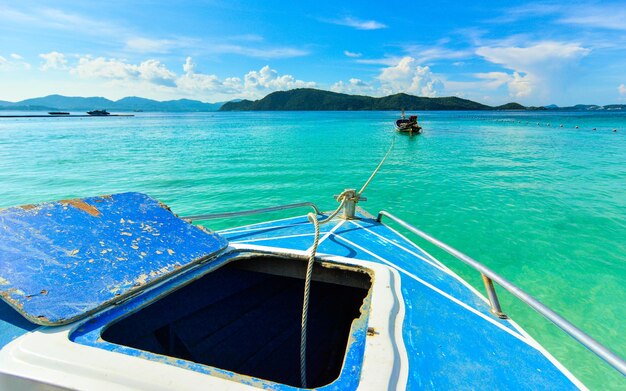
[70,250,370,391]
[0,196,581,389]
[0,192,228,326]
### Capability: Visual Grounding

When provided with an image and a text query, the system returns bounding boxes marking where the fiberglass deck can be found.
[218,212,581,390]
[0,194,584,390]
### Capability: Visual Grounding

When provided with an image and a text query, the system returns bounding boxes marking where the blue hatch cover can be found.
[0,192,228,326]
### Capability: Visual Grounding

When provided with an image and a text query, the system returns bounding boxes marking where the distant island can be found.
[1,90,625,112]
[220,89,626,112]
[220,88,626,111]
[221,89,503,111]
[0,95,225,112]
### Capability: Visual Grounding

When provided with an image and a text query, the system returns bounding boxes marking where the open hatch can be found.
[1,192,373,387]
[101,255,372,388]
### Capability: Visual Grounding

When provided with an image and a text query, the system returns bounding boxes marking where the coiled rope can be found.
[299,135,395,388]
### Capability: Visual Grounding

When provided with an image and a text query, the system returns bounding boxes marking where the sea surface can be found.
[1,110,624,389]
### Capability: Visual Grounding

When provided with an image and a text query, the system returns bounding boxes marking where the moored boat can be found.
[0,191,624,390]
[87,109,110,116]
[395,110,422,134]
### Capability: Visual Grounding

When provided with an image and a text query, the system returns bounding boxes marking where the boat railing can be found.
[181,202,625,375]
[375,210,626,376]
[182,202,322,221]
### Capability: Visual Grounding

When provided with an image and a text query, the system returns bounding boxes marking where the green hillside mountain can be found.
[220,89,501,111]
[17,95,113,110]
[3,90,623,112]
[495,102,526,110]
[112,97,223,111]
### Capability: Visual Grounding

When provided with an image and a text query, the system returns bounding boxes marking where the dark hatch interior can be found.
[102,256,371,388]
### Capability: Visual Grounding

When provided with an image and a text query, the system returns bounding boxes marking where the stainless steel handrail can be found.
[376,210,626,376]
[182,202,322,221]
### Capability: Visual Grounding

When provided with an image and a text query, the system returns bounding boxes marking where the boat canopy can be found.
[0,192,228,326]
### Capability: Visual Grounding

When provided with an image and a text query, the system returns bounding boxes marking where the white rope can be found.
[299,194,347,388]
[358,135,395,196]
[299,135,396,387]
[299,212,319,388]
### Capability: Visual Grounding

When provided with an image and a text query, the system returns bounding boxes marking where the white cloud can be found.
[211,44,309,59]
[344,50,362,58]
[402,45,471,64]
[1,5,307,62]
[489,4,562,23]
[475,41,590,100]
[474,71,532,97]
[42,54,315,100]
[332,17,387,30]
[136,60,177,86]
[619,84,626,96]
[356,57,402,66]
[332,57,445,97]
[474,72,512,89]
[476,41,589,70]
[492,3,626,31]
[0,6,129,40]
[177,57,231,93]
[177,57,315,99]
[125,37,189,54]
[330,78,375,95]
[125,35,281,56]
[39,51,68,70]
[558,5,626,31]
[183,57,195,74]
[508,72,532,97]
[0,53,31,70]
[226,34,264,42]
[243,65,316,94]
[71,56,176,87]
[352,45,470,72]
[72,56,138,79]
[378,57,443,97]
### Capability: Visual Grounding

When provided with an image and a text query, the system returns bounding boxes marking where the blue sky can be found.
[1,0,625,105]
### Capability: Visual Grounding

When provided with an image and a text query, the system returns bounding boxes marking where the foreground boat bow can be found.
[0,192,623,390]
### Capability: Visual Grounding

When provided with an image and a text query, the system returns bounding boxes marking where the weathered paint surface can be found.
[0,196,582,390]
[219,214,580,390]
[70,250,371,391]
[0,192,228,326]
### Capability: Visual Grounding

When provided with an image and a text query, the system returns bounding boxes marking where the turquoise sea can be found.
[0,110,624,389]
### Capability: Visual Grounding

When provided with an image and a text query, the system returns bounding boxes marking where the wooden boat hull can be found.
[395,125,422,134]
[395,118,422,134]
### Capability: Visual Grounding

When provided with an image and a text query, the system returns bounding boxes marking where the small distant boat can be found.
[395,110,422,134]
[87,110,110,116]
[48,112,69,115]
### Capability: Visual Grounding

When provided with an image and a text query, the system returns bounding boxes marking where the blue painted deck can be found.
[0,193,581,389]
[219,212,580,390]
[70,251,369,390]
[0,192,227,325]
[0,300,39,348]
